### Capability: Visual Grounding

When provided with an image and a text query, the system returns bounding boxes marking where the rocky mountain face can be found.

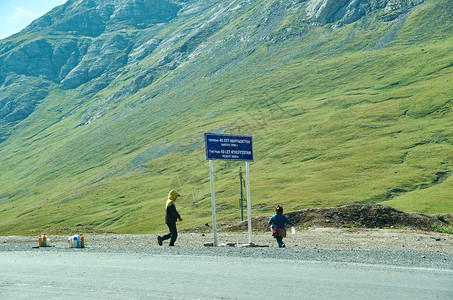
[0,0,428,142]
[306,0,425,25]
[0,0,181,84]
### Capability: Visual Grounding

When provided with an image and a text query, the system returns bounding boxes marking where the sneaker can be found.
[157,236,163,246]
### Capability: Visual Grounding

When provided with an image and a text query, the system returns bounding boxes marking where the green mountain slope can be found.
[0,0,452,234]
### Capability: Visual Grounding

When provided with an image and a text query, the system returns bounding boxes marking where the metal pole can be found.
[239,167,244,221]
[209,160,218,246]
[246,161,252,244]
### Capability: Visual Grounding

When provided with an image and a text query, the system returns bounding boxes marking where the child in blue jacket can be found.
[269,205,293,248]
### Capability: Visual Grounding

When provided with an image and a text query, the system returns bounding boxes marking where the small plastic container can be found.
[68,234,85,248]
[39,234,50,247]
[79,234,85,248]
[291,227,295,234]
[68,235,76,248]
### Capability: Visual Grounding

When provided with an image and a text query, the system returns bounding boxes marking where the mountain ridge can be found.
[0,0,452,234]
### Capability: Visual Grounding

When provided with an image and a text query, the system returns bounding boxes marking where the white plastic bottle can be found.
[45,235,51,247]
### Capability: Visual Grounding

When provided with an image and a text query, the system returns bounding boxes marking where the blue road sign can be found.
[205,133,253,161]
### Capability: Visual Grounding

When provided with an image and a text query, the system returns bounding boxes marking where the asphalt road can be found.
[1,246,452,299]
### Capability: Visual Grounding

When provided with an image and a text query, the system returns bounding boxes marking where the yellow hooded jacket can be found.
[165,190,181,223]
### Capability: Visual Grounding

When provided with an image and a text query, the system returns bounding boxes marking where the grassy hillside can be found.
[0,0,452,234]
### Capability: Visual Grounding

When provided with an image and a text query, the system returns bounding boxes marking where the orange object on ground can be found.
[38,234,50,247]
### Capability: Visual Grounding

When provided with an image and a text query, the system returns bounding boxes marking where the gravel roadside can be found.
[2,228,452,269]
[2,228,451,253]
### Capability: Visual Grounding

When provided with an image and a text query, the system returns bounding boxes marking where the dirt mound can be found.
[214,205,451,232]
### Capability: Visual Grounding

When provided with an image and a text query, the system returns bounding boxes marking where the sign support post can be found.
[209,159,218,246]
[205,133,253,246]
[239,168,244,221]
[246,161,252,244]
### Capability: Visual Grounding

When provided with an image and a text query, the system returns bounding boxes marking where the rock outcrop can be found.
[306,0,426,26]
[0,0,181,86]
[0,0,182,139]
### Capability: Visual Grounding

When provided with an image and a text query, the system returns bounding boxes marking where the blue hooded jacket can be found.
[269,213,293,232]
